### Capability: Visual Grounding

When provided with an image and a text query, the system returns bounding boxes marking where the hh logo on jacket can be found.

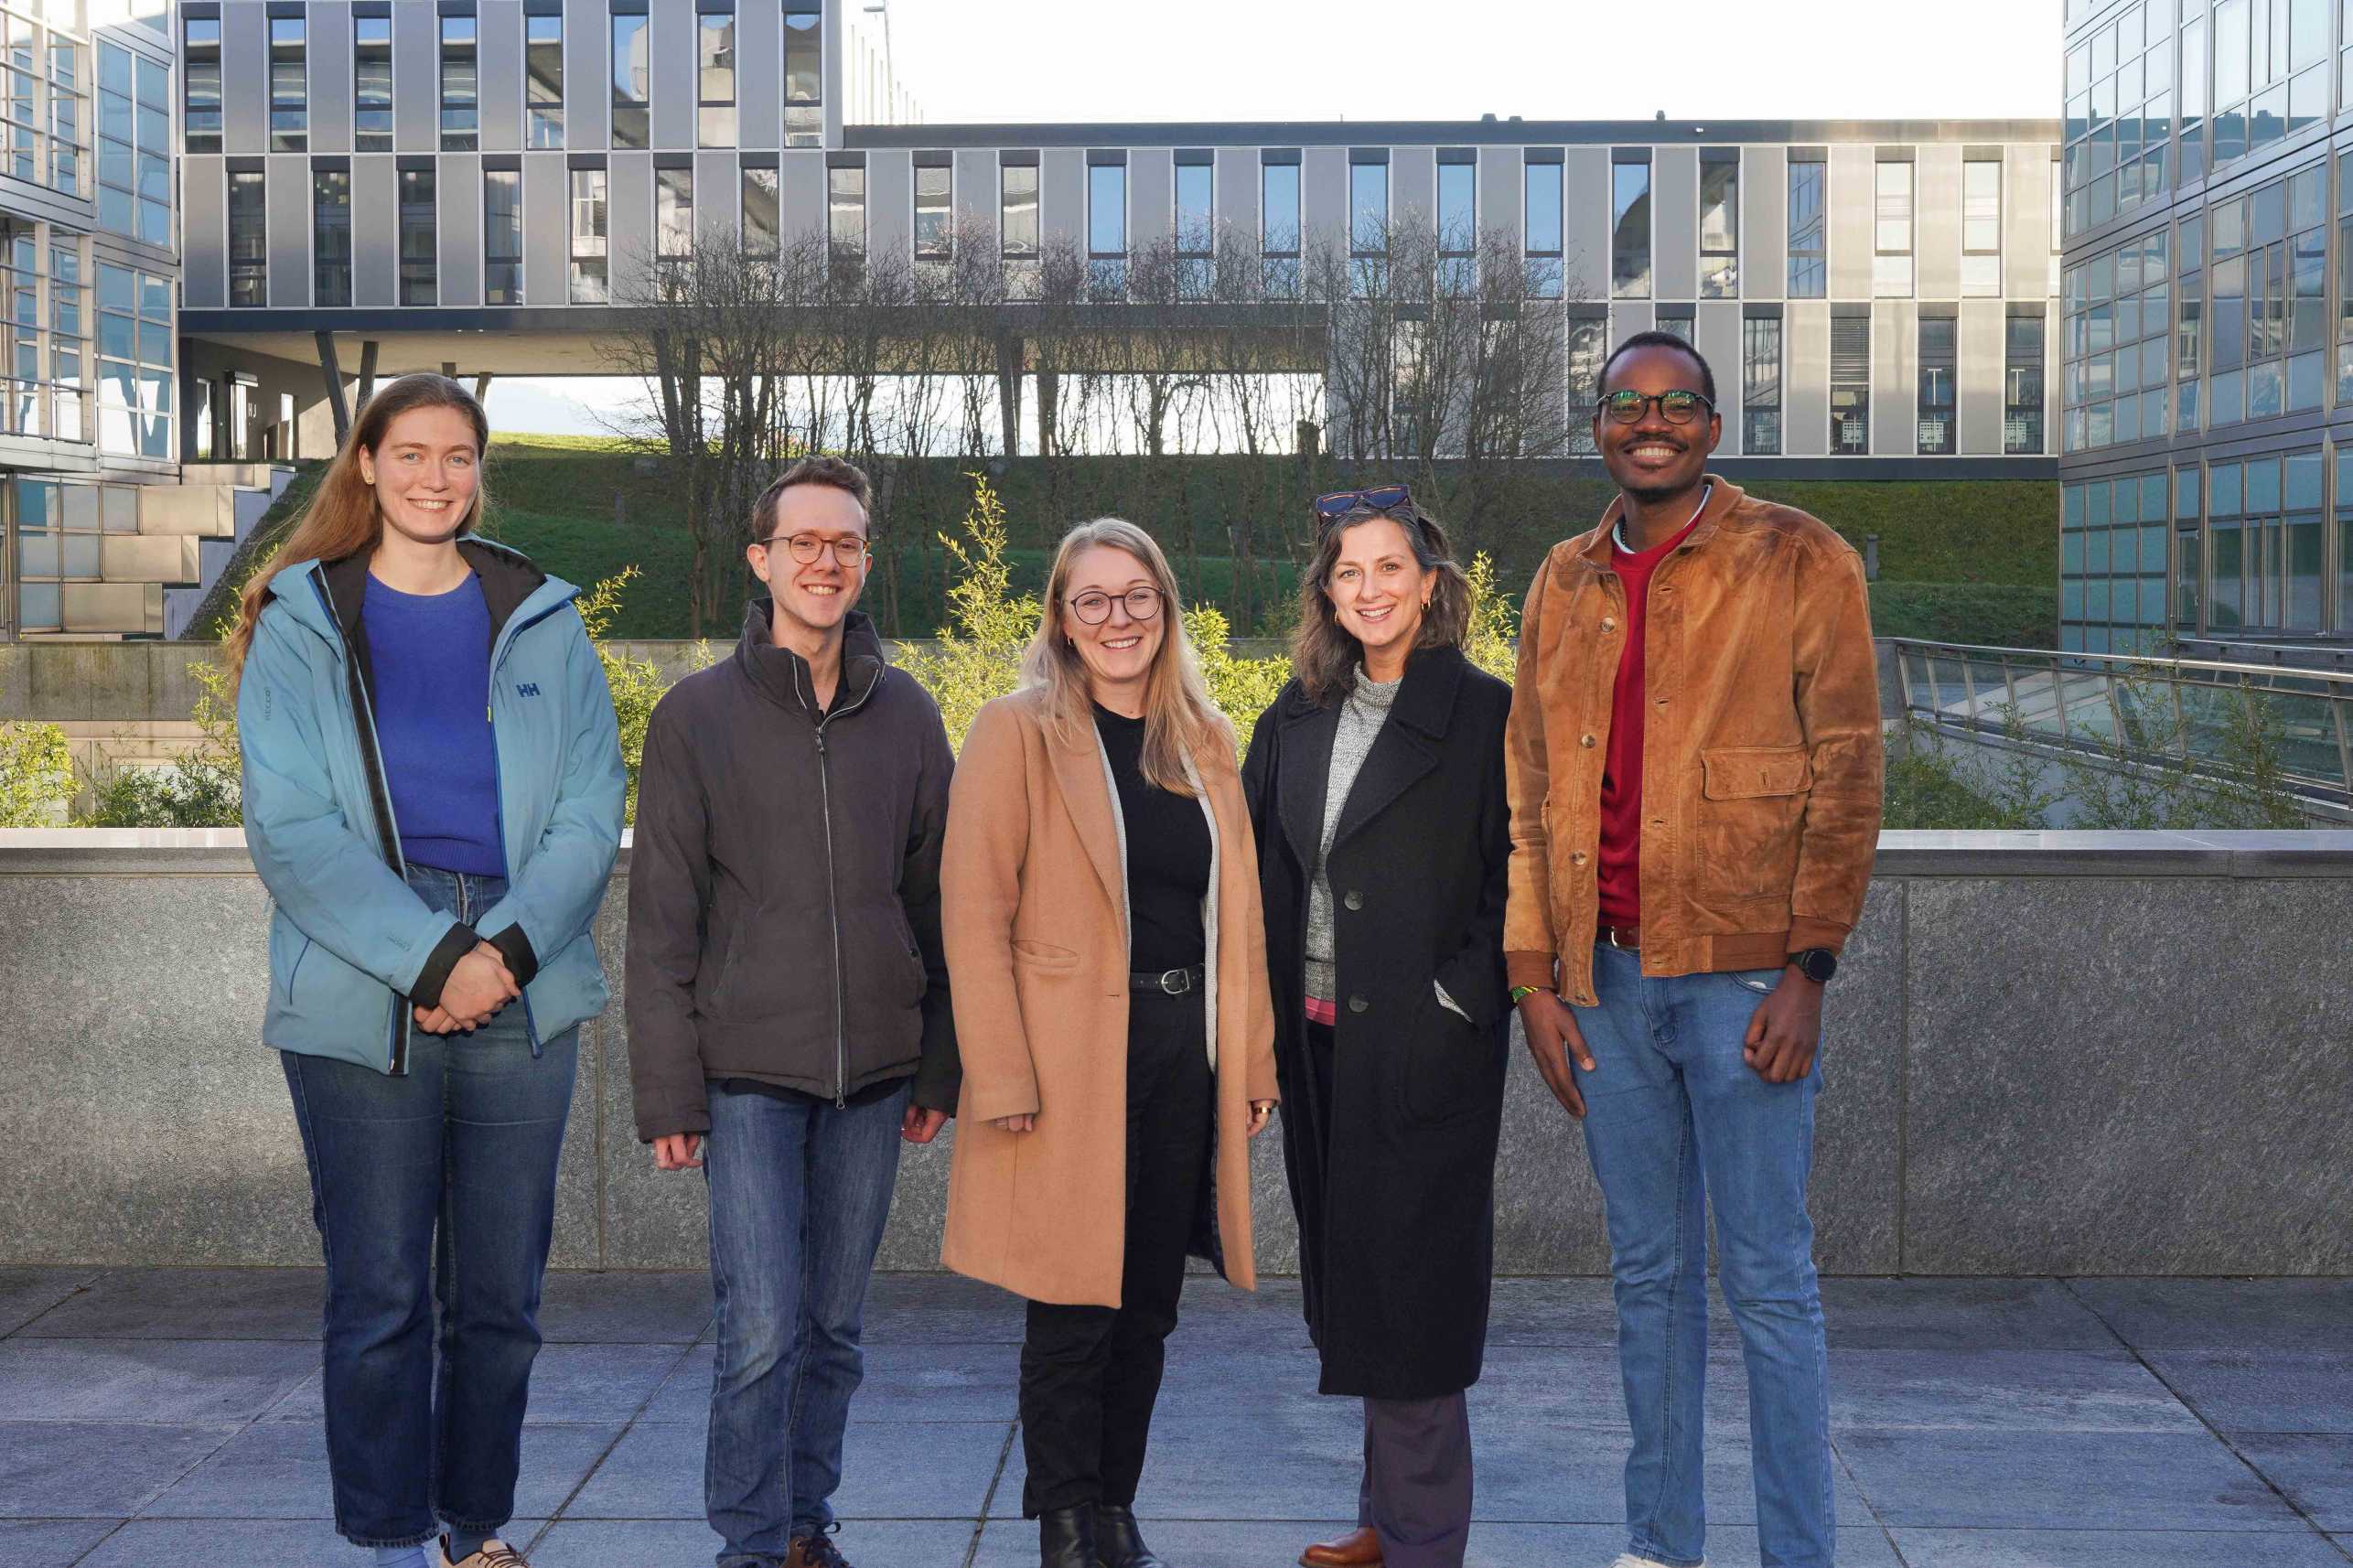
[515,682,542,697]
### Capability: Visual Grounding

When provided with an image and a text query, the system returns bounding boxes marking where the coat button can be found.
[1600,618,1617,633]
[1343,889,1364,910]
[1571,850,1589,866]
[1348,994,1369,1014]
[1580,733,1597,747]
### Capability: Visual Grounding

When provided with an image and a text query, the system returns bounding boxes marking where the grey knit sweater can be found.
[1303,666,1402,1004]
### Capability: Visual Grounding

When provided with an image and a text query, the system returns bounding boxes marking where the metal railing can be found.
[1890,637,2353,804]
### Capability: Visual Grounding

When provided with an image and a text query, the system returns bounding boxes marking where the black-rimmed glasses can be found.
[758,532,870,567]
[1069,585,1165,625]
[1596,389,1714,425]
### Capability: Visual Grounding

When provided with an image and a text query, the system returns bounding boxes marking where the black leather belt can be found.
[1130,966,1205,995]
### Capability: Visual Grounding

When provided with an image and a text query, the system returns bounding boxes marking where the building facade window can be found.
[1262,158,1300,295]
[48,32,83,199]
[828,164,865,287]
[2063,225,2170,451]
[1874,159,1913,296]
[568,167,607,303]
[96,42,167,245]
[1611,158,1649,298]
[611,14,649,150]
[2176,208,2203,434]
[742,166,779,255]
[1566,316,1606,454]
[1350,158,1388,295]
[656,166,693,271]
[353,16,392,152]
[1918,314,1957,454]
[2005,310,2047,453]
[1963,158,2001,296]
[1524,156,1563,299]
[914,163,951,282]
[314,169,351,306]
[1001,163,1038,298]
[227,168,265,306]
[1437,156,1474,293]
[1788,154,1825,298]
[1088,160,1126,296]
[1831,313,1870,451]
[48,241,82,442]
[1175,158,1212,300]
[1654,309,1693,340]
[697,11,735,148]
[440,16,477,150]
[269,16,305,151]
[1700,156,1737,297]
[2174,462,2202,632]
[1743,314,1782,455]
[183,16,220,153]
[0,229,88,442]
[783,9,821,145]
[2062,470,2170,653]
[2337,449,2353,632]
[96,263,170,461]
[2203,0,2326,179]
[2201,167,2326,430]
[2063,0,2179,237]
[526,14,562,147]
[399,167,436,306]
[484,168,521,304]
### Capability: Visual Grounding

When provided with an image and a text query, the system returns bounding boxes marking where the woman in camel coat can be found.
[941,516,1278,1568]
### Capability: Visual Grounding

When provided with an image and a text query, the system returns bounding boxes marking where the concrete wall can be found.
[1,830,2347,1276]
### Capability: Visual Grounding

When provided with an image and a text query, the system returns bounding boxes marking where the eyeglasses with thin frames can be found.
[758,532,870,567]
[1068,585,1165,626]
[1596,389,1714,425]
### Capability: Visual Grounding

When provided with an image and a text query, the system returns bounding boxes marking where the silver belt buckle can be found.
[1159,967,1194,995]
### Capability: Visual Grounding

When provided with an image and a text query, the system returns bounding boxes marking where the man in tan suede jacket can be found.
[1506,332,1880,1568]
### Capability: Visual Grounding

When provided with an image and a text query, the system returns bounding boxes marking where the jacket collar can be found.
[268,535,565,657]
[1568,474,1746,574]
[1273,644,1468,866]
[735,596,888,719]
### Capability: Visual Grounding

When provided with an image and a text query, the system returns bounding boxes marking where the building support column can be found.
[474,372,494,403]
[1035,368,1058,458]
[315,331,351,446]
[994,332,1024,456]
[356,340,380,413]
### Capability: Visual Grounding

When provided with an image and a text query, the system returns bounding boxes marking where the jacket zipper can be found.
[481,596,571,1049]
[310,574,413,1076]
[799,657,883,1109]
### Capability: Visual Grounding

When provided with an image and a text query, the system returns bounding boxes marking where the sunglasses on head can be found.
[1312,484,1414,534]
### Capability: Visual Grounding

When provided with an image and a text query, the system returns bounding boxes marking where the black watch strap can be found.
[1789,948,1838,984]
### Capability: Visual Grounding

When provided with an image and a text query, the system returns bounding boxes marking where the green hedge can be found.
[1868,583,2058,649]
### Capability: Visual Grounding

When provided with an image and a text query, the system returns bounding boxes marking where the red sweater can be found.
[1596,510,1704,929]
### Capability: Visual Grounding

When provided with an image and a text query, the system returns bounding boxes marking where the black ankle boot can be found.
[1093,1504,1169,1568]
[1038,1504,1097,1568]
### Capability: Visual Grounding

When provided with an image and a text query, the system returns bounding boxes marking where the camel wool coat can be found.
[940,685,1280,1307]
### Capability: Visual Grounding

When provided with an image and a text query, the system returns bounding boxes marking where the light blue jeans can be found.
[1572,942,1833,1568]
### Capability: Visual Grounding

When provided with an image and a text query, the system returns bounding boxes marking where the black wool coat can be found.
[1241,645,1511,1401]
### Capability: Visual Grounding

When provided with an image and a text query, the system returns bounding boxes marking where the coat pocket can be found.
[1697,745,1811,901]
[1011,937,1080,973]
[1399,986,1503,1129]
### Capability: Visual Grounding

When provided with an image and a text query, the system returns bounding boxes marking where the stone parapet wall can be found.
[1,829,2345,1276]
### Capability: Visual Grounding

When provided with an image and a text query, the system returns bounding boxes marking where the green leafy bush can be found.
[0,721,74,826]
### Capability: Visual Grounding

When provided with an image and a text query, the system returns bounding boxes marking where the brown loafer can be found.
[1300,1526,1382,1567]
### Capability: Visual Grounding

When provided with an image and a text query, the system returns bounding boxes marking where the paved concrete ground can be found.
[0,1270,2345,1567]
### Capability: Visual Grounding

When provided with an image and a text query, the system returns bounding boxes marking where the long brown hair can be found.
[1020,518,1230,796]
[225,374,491,685]
[1289,501,1472,704]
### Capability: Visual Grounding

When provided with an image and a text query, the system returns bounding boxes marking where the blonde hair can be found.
[226,374,489,687]
[1020,517,1230,795]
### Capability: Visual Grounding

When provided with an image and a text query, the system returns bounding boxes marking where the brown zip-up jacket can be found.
[1504,478,1883,1007]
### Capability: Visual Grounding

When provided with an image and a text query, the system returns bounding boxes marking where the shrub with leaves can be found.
[83,658,244,828]
[1463,551,1519,683]
[896,474,1039,751]
[0,721,75,826]
[577,564,714,824]
[1187,605,1291,757]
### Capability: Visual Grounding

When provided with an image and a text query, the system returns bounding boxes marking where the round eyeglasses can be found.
[1596,389,1714,425]
[1068,585,1165,626]
[759,532,870,567]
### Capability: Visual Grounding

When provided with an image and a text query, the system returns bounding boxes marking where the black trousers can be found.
[1019,989,1213,1516]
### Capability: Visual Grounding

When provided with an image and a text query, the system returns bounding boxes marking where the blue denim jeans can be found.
[702,1078,911,1568]
[281,865,578,1550]
[1572,942,1833,1568]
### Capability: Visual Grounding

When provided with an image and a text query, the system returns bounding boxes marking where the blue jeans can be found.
[1573,942,1833,1568]
[281,865,578,1550]
[702,1078,911,1568]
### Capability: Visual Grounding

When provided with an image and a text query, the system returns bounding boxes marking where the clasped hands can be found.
[411,940,521,1035]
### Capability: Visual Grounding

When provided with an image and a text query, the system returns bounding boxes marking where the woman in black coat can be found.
[1241,488,1511,1568]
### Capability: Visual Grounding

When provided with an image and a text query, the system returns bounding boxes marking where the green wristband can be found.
[1510,984,1549,1004]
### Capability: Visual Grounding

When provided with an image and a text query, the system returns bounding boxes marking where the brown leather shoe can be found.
[1299,1526,1382,1567]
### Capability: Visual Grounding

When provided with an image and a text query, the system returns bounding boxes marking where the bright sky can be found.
[491,0,2065,435]
[886,0,2064,126]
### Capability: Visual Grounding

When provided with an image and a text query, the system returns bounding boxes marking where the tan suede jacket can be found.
[1504,478,1884,1006]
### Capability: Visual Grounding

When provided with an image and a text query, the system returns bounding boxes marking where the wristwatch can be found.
[1788,949,1839,984]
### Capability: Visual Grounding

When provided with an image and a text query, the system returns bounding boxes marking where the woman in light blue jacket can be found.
[231,373,624,1568]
